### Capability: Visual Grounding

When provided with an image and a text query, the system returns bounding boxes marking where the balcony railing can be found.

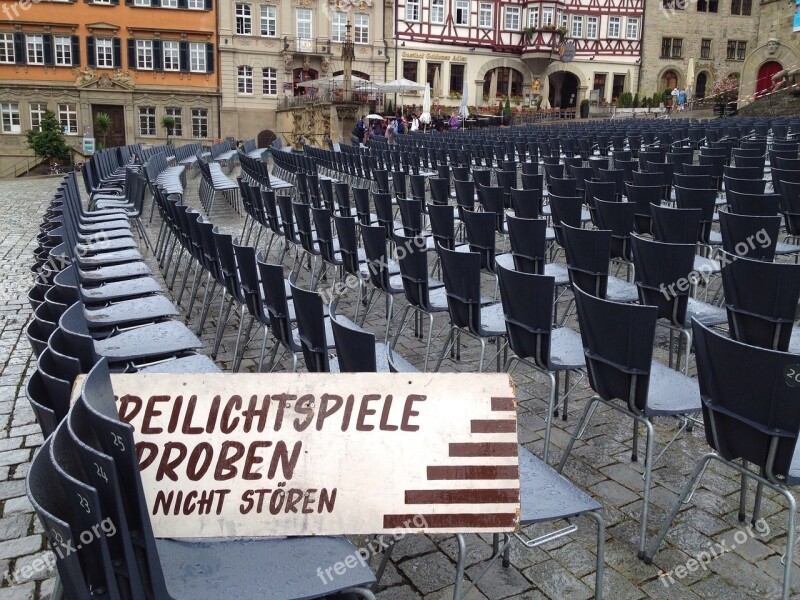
[282,37,332,55]
[520,29,562,54]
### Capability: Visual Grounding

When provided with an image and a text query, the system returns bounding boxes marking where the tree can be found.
[25,110,70,165]
[161,115,176,145]
[94,112,111,150]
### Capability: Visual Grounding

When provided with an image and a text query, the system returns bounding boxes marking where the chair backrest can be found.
[673,173,714,190]
[725,190,781,216]
[692,319,800,479]
[360,223,393,291]
[58,302,98,372]
[461,209,498,272]
[573,285,657,414]
[506,215,548,274]
[650,204,701,244]
[593,198,634,261]
[438,245,484,334]
[394,232,435,311]
[718,209,780,262]
[510,187,542,219]
[720,251,800,352]
[631,234,695,325]
[288,282,331,372]
[332,214,362,278]
[561,223,611,298]
[497,264,554,368]
[674,185,717,242]
[549,194,583,248]
[724,176,767,196]
[329,302,377,372]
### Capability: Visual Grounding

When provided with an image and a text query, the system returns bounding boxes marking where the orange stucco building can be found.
[0,0,220,173]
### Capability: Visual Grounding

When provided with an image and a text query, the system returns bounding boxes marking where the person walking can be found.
[677,88,687,111]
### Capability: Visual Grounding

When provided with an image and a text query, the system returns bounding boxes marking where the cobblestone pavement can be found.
[0,166,798,600]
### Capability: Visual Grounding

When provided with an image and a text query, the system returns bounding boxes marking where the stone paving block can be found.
[11,552,56,583]
[391,535,438,562]
[2,497,33,516]
[0,514,30,542]
[0,582,35,600]
[0,451,30,470]
[588,479,640,507]
[377,585,423,600]
[640,577,703,599]
[549,544,597,580]
[424,584,488,600]
[465,559,532,600]
[37,578,56,600]
[0,536,41,561]
[581,566,645,600]
[0,482,26,502]
[398,552,457,595]
[522,559,594,600]
[437,534,494,569]
[707,551,783,598]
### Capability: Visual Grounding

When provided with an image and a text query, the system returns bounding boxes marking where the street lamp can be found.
[341,20,355,102]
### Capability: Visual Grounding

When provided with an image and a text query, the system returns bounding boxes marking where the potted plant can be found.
[502,96,512,125]
[26,110,70,168]
[161,115,176,145]
[523,26,536,42]
[580,98,590,118]
[711,75,739,117]
[94,112,111,150]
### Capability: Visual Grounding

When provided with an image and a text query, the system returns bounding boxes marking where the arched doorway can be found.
[661,70,678,91]
[482,67,524,102]
[548,71,579,108]
[757,61,783,95]
[695,72,708,98]
[293,67,318,96]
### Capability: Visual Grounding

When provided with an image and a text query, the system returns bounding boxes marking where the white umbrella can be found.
[420,83,432,126]
[433,66,441,101]
[687,58,695,99]
[488,70,498,108]
[624,69,632,93]
[366,114,385,121]
[459,78,469,119]
[379,78,426,109]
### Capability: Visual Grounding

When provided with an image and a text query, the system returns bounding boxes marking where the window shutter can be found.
[13,32,25,65]
[127,39,136,70]
[205,42,213,73]
[86,36,95,67]
[179,40,189,72]
[153,39,162,70]
[43,34,54,66]
[151,0,160,6]
[125,0,133,5]
[204,0,212,10]
[112,37,121,68]
[178,0,187,7]
[71,35,80,66]
[110,0,119,4]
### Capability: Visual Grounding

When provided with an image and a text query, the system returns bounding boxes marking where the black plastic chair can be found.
[557,286,700,560]
[360,223,404,338]
[288,281,335,372]
[718,209,782,262]
[626,183,661,235]
[593,198,635,267]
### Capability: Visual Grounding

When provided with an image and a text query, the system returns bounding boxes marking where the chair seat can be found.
[494,254,516,271]
[693,255,720,275]
[94,321,203,362]
[139,354,221,374]
[519,445,601,524]
[84,296,178,328]
[789,327,800,355]
[775,241,800,255]
[478,302,507,336]
[707,230,722,245]
[606,276,639,303]
[76,237,139,254]
[78,262,152,283]
[548,326,586,370]
[78,219,132,233]
[544,263,570,286]
[388,274,445,292]
[644,360,701,416]
[685,298,728,328]
[158,536,375,600]
[78,249,144,267]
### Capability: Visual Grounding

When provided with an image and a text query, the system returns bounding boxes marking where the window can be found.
[696,0,718,11]
[189,42,206,72]
[238,65,253,93]
[478,2,492,28]
[402,60,418,83]
[431,0,444,24]
[236,4,252,35]
[134,0,151,5]
[26,35,44,65]
[405,0,419,21]
[29,103,46,132]
[260,5,276,36]
[58,103,77,134]
[731,0,751,15]
[504,6,520,30]
[586,16,598,39]
[727,40,747,60]
[162,0,178,6]
[354,13,369,43]
[187,0,204,7]
[528,6,538,28]
[2,103,21,133]
[455,0,468,25]
[163,41,179,70]
[557,9,567,29]
[662,0,685,8]
[571,15,583,38]
[449,63,464,94]
[164,107,182,137]
[191,108,208,139]
[332,11,347,42]
[607,17,620,38]
[93,0,113,4]
[297,8,312,39]
[96,38,114,68]
[262,66,277,95]
[700,38,711,59]
[626,17,638,40]
[54,36,72,66]
[136,40,153,70]
[661,37,682,58]
[0,34,13,63]
[541,6,553,26]
[139,107,156,136]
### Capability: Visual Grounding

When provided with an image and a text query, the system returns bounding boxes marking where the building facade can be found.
[394,0,644,111]
[0,0,220,174]
[217,0,394,141]
[638,0,760,102]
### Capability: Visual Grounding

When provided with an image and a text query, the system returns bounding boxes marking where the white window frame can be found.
[571,15,583,38]
[93,0,113,4]
[237,65,253,94]
[262,66,277,95]
[163,41,180,70]
[133,0,151,6]
[331,11,347,42]
[478,3,492,28]
[136,39,153,70]
[187,0,204,7]
[26,34,44,65]
[29,103,46,132]
[607,16,621,38]
[430,0,444,24]
[354,13,369,43]
[455,0,468,25]
[189,42,206,72]
[504,6,520,30]
[541,6,554,27]
[557,9,567,29]
[161,0,178,6]
[528,6,538,28]
[260,5,277,37]
[164,107,182,137]
[1,103,20,133]
[0,34,14,64]
[626,17,639,40]
[405,0,420,22]
[586,15,598,38]
[297,8,312,39]
[54,35,72,66]
[96,38,114,68]
[236,3,253,36]
[58,103,77,135]
[139,106,156,136]
[191,108,208,139]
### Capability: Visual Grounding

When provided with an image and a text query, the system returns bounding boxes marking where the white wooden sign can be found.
[110,372,520,538]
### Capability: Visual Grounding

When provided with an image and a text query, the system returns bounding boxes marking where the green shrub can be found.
[632,93,640,108]
[617,92,633,108]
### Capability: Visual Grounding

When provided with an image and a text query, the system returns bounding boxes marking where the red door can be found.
[757,61,783,95]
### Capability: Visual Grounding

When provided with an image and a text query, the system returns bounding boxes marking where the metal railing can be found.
[282,37,332,55]
[0,155,42,179]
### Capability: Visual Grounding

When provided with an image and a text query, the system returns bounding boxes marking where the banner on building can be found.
[794,0,800,33]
